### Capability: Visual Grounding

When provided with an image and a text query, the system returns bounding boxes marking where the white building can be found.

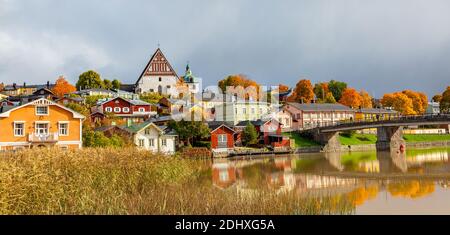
[123,121,178,154]
[135,48,180,97]
[426,102,440,115]
[214,101,272,125]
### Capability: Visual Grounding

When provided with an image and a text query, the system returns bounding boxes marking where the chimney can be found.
[13,83,16,89]
[47,81,50,89]
[23,82,26,88]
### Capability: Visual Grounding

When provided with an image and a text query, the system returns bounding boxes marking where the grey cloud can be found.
[1,0,449,97]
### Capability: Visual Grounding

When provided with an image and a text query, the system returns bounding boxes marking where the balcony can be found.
[28,132,59,143]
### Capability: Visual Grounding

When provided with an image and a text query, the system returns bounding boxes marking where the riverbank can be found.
[0,148,352,215]
[289,132,450,153]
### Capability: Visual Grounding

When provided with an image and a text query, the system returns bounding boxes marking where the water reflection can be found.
[210,147,450,214]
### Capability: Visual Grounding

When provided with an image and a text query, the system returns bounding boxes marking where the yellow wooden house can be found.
[0,98,85,150]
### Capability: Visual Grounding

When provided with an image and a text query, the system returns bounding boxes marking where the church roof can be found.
[135,48,179,86]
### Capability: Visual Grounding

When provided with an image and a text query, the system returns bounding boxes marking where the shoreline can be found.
[294,140,450,153]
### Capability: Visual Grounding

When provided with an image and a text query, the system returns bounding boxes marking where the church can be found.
[134,48,181,97]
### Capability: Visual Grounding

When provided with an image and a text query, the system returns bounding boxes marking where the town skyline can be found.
[2,0,450,98]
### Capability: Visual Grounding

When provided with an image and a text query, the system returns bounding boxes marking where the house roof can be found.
[235,118,280,128]
[207,121,236,133]
[120,120,177,136]
[135,48,179,86]
[99,96,151,106]
[286,102,355,112]
[119,84,136,93]
[0,98,85,119]
[357,108,398,114]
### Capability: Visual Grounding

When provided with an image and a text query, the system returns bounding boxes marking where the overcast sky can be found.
[1,0,450,97]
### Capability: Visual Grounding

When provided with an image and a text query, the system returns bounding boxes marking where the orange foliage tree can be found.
[278,84,290,93]
[218,74,260,100]
[441,86,450,113]
[360,90,373,108]
[402,90,428,114]
[338,88,362,108]
[52,76,77,98]
[381,92,415,115]
[288,79,314,103]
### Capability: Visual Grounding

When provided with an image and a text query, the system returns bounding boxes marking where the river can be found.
[205,147,450,214]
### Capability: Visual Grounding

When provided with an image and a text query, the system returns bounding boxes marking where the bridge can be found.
[301,114,450,152]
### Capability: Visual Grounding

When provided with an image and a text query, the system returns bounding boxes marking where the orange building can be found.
[0,98,85,150]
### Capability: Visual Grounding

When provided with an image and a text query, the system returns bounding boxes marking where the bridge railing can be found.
[311,113,450,131]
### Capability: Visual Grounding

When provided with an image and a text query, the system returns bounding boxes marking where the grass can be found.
[283,132,320,147]
[403,134,450,142]
[0,148,353,215]
[339,134,450,146]
[339,134,377,146]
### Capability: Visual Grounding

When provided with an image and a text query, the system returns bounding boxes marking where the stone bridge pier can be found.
[376,126,406,151]
[313,131,341,152]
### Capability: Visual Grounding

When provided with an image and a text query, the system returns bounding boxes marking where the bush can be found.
[340,130,357,138]
[193,141,211,149]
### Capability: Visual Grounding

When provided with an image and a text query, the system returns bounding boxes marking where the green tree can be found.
[76,70,104,90]
[112,79,121,90]
[65,103,89,116]
[83,131,125,147]
[169,120,210,146]
[103,79,113,90]
[140,92,165,104]
[242,122,258,146]
[85,95,108,108]
[328,80,347,101]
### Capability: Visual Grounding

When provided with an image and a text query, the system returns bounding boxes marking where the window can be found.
[251,108,255,114]
[259,108,263,113]
[149,138,155,147]
[192,85,196,89]
[161,139,167,146]
[14,122,25,136]
[36,106,48,115]
[138,139,145,147]
[159,77,162,82]
[105,107,112,112]
[243,108,246,114]
[145,128,151,135]
[123,107,130,113]
[166,85,171,89]
[235,108,238,114]
[138,107,145,112]
[59,122,69,136]
[35,123,49,135]
[114,107,121,113]
[150,89,154,92]
[218,134,227,143]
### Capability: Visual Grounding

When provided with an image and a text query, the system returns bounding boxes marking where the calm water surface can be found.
[206,147,450,215]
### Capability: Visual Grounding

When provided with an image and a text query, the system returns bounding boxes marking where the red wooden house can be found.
[235,118,290,148]
[209,123,236,151]
[99,97,155,123]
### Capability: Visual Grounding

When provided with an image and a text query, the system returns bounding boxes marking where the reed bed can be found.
[0,148,353,215]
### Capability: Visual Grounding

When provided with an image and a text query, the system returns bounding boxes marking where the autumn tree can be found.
[218,74,260,100]
[339,88,362,108]
[289,79,314,103]
[402,90,428,114]
[324,92,337,103]
[360,90,373,108]
[328,80,347,101]
[381,92,415,115]
[278,84,290,93]
[432,94,442,102]
[0,82,4,92]
[76,70,104,90]
[440,86,450,113]
[51,76,76,98]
